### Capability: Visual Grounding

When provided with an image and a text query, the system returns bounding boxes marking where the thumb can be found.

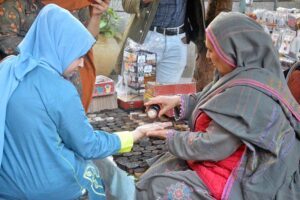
[144,98,160,106]
[146,130,166,139]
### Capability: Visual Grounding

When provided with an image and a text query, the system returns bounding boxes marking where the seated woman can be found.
[138,12,300,200]
[0,4,170,200]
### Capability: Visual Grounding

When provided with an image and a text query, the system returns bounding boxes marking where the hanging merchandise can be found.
[245,0,254,16]
[271,29,282,49]
[249,7,300,70]
[278,29,296,55]
[288,13,300,31]
[122,38,157,94]
[290,30,300,61]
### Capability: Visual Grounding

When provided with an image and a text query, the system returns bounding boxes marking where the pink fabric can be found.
[206,28,236,68]
[178,95,185,119]
[187,112,245,200]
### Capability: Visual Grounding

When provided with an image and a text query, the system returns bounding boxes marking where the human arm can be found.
[87,0,111,38]
[131,122,173,141]
[77,0,110,110]
[116,122,172,152]
[48,84,172,158]
[147,121,242,161]
[144,94,200,120]
[48,87,121,159]
[144,95,181,117]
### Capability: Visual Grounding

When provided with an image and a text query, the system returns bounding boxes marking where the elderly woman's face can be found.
[205,38,233,76]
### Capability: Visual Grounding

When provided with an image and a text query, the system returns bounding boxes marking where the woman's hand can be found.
[146,129,170,139]
[90,0,110,17]
[87,0,111,37]
[132,122,172,142]
[144,95,181,117]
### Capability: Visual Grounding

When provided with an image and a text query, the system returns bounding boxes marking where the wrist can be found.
[114,131,133,153]
[90,14,101,22]
[132,129,143,142]
[175,95,181,106]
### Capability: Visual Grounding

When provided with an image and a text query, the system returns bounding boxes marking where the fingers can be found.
[158,106,170,117]
[92,0,110,4]
[146,130,167,139]
[91,2,107,9]
[149,123,165,130]
[90,0,110,12]
[161,122,173,128]
[137,123,172,139]
[144,98,161,106]
[140,122,172,131]
[145,95,168,105]
[151,122,173,131]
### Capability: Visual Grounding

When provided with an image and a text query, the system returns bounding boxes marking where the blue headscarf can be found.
[0,4,95,165]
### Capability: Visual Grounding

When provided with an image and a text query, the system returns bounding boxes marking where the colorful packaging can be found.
[122,38,157,92]
[93,75,115,97]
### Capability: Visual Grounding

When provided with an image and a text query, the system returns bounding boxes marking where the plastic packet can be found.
[279,29,296,55]
[264,11,276,31]
[271,29,283,50]
[115,75,128,97]
[121,38,157,96]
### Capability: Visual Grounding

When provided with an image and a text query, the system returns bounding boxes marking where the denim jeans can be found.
[143,31,187,84]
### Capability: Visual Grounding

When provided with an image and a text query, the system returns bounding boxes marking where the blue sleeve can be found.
[46,82,121,159]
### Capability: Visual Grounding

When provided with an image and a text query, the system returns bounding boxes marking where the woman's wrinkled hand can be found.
[144,95,181,117]
[132,122,172,142]
[146,129,170,139]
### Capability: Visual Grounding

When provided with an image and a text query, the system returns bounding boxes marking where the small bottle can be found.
[147,104,160,119]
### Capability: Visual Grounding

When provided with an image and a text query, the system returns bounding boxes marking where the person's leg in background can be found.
[157,32,187,83]
[143,31,187,84]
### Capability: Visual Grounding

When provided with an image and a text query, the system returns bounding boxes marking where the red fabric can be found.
[287,70,300,104]
[187,112,245,200]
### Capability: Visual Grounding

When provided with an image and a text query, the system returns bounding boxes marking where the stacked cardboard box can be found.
[88,75,117,113]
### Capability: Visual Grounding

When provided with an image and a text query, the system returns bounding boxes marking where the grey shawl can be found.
[190,12,300,199]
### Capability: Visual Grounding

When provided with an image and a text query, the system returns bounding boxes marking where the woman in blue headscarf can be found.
[0,4,171,200]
